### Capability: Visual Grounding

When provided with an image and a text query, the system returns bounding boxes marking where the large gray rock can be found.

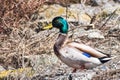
[87,29,104,39]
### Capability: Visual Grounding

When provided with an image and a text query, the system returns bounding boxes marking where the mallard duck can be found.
[48,16,111,72]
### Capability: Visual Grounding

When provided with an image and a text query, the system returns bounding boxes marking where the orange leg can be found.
[72,65,86,73]
[72,68,77,73]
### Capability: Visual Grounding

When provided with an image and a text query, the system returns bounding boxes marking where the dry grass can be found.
[0,26,56,68]
[0,0,45,36]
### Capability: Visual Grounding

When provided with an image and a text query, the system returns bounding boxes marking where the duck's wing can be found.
[58,43,111,69]
[59,46,102,66]
[67,42,107,58]
[67,42,112,63]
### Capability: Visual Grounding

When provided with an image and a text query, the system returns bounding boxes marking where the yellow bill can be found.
[42,23,53,30]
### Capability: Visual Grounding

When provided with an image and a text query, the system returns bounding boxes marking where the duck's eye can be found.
[55,20,63,26]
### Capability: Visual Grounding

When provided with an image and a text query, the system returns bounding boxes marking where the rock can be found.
[85,6,102,18]
[102,1,120,14]
[72,28,87,37]
[0,67,33,80]
[37,4,91,25]
[24,54,59,70]
[69,70,96,80]
[87,29,104,39]
[0,66,5,72]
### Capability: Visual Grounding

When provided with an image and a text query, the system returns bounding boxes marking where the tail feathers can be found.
[96,49,111,57]
[99,56,111,63]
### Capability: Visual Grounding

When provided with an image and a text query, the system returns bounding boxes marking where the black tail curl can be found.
[99,56,111,63]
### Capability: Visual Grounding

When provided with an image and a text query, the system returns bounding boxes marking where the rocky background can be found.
[0,0,120,80]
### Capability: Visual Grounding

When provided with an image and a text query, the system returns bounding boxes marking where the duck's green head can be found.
[52,16,69,34]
